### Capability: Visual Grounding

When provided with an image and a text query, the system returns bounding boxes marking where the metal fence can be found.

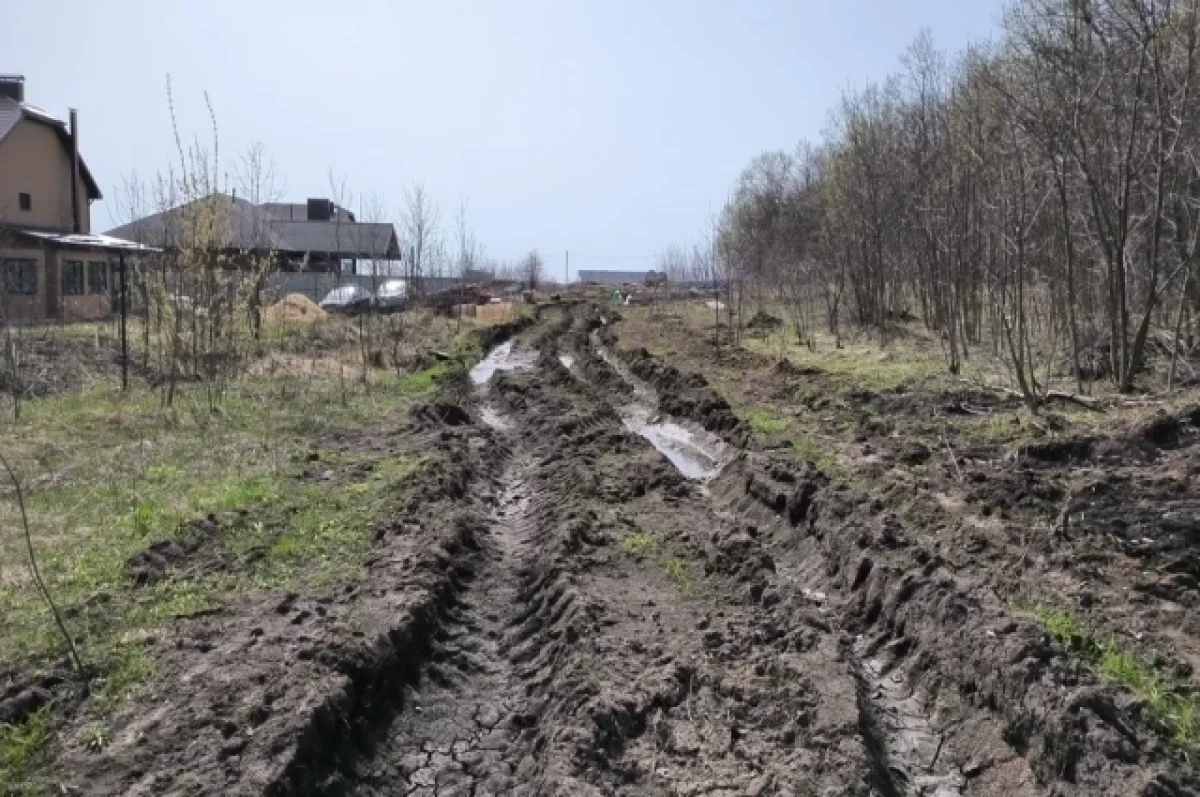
[265,272,465,304]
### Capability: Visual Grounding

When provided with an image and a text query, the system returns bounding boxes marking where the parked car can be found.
[374,279,408,313]
[319,285,374,314]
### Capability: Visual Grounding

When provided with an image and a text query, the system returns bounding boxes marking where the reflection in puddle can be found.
[480,405,511,430]
[590,335,728,481]
[470,340,538,387]
[623,410,726,482]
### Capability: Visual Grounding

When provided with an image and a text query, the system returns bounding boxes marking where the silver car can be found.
[374,279,408,313]
[318,285,375,314]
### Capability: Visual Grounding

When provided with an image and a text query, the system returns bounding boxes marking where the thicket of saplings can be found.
[691,0,1200,410]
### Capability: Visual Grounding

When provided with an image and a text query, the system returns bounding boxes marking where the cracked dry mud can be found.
[62,304,1200,796]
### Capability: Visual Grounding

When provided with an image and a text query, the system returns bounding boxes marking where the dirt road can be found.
[62,304,1199,795]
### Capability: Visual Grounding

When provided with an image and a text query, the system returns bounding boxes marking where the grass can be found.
[0,316,483,714]
[662,554,699,596]
[619,531,656,556]
[618,532,700,595]
[792,434,841,475]
[1025,604,1200,749]
[0,708,52,796]
[90,646,156,717]
[399,362,451,395]
[743,407,789,436]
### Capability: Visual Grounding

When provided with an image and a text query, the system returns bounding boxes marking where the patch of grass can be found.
[91,646,156,716]
[399,362,450,395]
[1024,604,1200,749]
[743,406,789,436]
[662,554,699,596]
[0,707,52,795]
[620,531,656,556]
[791,434,842,477]
[85,723,108,754]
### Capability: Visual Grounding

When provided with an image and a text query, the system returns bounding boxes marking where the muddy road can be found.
[62,304,1199,796]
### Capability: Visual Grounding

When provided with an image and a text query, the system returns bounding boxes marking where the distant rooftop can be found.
[577,270,651,285]
[106,194,401,260]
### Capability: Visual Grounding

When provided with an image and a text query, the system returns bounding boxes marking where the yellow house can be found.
[0,74,152,323]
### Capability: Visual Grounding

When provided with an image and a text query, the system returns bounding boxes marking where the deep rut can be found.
[349,452,538,796]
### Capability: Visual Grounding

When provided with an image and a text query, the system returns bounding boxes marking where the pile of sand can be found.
[263,293,328,326]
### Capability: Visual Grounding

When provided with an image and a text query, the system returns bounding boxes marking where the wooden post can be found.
[119,251,128,390]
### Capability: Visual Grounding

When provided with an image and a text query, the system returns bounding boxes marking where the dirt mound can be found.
[262,293,328,326]
[745,309,783,332]
[126,513,247,586]
[412,402,473,427]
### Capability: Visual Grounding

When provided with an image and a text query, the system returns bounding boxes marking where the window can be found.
[4,259,37,295]
[62,260,84,296]
[18,193,31,212]
[88,262,109,295]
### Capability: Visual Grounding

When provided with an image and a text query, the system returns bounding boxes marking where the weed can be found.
[85,723,108,753]
[743,407,789,436]
[791,434,841,477]
[91,646,156,716]
[620,531,656,556]
[0,707,52,794]
[662,554,699,595]
[1023,604,1200,749]
[399,363,448,395]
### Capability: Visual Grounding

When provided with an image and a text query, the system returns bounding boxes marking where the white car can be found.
[374,279,408,313]
[318,285,374,314]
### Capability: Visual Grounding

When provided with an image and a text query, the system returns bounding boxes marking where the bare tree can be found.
[521,249,544,290]
[402,184,442,297]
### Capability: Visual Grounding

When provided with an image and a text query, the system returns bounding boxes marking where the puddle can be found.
[623,410,726,481]
[480,405,511,431]
[590,332,729,481]
[858,646,965,796]
[558,353,575,370]
[470,340,538,387]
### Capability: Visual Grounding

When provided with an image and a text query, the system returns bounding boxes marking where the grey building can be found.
[106,194,401,272]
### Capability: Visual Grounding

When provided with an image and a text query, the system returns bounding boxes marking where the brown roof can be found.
[0,94,102,201]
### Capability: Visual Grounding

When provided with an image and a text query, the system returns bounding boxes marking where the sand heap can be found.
[263,293,328,326]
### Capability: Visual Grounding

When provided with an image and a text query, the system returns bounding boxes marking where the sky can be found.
[2,0,1005,279]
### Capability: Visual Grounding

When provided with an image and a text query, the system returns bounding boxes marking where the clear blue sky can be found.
[2,0,1003,278]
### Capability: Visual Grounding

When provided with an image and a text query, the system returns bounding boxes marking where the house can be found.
[577,270,653,286]
[106,194,402,274]
[0,75,155,323]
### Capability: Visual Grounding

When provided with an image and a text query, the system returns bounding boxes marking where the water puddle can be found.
[858,644,965,796]
[470,340,538,387]
[590,332,728,481]
[621,407,726,481]
[480,405,511,430]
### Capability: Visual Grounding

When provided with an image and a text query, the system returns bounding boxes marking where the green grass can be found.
[0,707,52,796]
[400,362,451,395]
[620,531,656,556]
[0,368,434,717]
[619,532,700,595]
[662,554,699,596]
[90,646,156,717]
[1025,604,1200,749]
[743,407,789,436]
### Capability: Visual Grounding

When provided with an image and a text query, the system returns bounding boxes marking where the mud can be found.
[49,304,1200,796]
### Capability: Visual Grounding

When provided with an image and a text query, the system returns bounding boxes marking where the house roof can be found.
[0,95,102,200]
[2,225,160,254]
[258,202,356,223]
[105,194,402,259]
[577,270,652,285]
[269,220,398,258]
